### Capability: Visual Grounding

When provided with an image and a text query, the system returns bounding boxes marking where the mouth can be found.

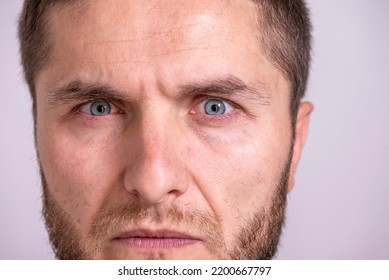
[112,229,201,250]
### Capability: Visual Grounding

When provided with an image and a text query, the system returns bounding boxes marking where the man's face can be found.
[35,0,311,259]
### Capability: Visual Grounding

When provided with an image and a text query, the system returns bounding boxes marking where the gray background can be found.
[1,0,388,259]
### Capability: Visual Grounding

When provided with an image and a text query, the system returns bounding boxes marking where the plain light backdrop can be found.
[1,0,388,259]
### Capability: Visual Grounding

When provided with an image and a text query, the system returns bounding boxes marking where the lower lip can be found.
[114,237,199,249]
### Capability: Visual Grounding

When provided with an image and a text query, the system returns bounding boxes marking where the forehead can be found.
[48,0,259,58]
[59,0,259,34]
[41,0,287,98]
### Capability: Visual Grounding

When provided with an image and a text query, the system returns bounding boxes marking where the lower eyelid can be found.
[190,110,243,127]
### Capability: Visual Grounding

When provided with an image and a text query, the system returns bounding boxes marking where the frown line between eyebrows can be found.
[46,80,126,108]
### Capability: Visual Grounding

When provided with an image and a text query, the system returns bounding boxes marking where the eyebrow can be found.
[47,76,270,107]
[47,80,126,107]
[177,76,270,105]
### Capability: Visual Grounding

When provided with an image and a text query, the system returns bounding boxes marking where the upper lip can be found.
[114,229,200,240]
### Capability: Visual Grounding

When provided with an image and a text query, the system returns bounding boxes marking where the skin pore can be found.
[35,0,312,259]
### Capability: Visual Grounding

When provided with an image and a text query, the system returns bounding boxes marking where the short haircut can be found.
[18,0,311,124]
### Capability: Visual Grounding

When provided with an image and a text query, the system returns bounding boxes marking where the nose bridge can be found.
[124,99,187,204]
[141,100,175,162]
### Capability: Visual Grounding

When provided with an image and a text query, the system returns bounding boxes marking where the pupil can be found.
[90,101,111,116]
[97,105,105,113]
[204,99,226,115]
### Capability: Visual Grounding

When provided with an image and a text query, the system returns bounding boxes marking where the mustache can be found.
[88,201,225,255]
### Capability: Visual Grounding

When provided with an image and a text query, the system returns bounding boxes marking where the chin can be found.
[95,241,221,260]
[94,247,220,260]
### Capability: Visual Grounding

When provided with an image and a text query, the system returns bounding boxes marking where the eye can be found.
[201,98,234,116]
[80,100,112,116]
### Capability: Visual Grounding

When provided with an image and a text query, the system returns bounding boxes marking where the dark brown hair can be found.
[19,0,57,119]
[18,0,311,123]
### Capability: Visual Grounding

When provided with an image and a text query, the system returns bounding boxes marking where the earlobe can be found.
[287,101,314,192]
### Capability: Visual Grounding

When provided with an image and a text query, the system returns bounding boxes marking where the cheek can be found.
[190,121,291,239]
[36,120,123,235]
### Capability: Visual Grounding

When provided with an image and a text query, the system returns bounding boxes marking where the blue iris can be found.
[89,100,111,116]
[204,99,226,115]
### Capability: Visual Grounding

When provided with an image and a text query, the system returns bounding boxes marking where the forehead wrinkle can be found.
[52,1,245,64]
[84,44,224,64]
[78,2,225,44]
[84,21,211,45]
[80,18,226,64]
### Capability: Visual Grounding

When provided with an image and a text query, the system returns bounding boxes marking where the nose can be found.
[123,109,189,205]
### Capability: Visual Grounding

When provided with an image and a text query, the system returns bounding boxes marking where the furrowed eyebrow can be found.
[177,76,270,105]
[47,76,270,107]
[47,80,125,107]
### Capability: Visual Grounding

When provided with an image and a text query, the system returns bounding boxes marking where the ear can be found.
[287,101,313,192]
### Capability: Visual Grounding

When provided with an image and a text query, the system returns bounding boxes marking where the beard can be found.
[41,153,290,260]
